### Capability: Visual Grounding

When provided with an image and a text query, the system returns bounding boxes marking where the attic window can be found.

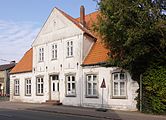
[53,20,56,26]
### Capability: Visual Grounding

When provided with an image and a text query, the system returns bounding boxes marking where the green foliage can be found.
[142,65,166,114]
[94,0,166,80]
[94,0,166,114]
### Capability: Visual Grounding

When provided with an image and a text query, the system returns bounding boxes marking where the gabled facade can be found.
[10,6,139,110]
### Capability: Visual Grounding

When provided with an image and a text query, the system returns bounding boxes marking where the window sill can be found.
[65,95,76,97]
[14,94,20,96]
[51,58,57,61]
[111,96,127,99]
[25,95,32,96]
[36,94,44,96]
[86,96,98,98]
[66,56,73,58]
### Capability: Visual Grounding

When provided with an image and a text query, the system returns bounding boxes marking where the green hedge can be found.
[142,66,166,114]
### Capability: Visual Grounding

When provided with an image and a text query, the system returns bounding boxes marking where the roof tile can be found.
[79,12,109,65]
[0,63,15,71]
[10,48,32,74]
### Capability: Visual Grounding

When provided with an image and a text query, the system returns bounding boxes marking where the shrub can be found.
[141,65,166,114]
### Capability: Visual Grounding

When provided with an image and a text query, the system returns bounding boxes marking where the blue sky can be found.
[0,0,98,65]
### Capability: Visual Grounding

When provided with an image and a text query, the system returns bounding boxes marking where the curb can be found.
[27,108,121,120]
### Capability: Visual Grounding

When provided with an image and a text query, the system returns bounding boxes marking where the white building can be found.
[10,6,139,111]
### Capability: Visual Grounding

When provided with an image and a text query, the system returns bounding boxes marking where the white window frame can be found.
[25,79,31,96]
[51,44,57,60]
[86,74,98,97]
[66,75,76,96]
[36,77,44,95]
[39,47,44,62]
[67,41,73,57]
[112,72,127,98]
[14,79,19,96]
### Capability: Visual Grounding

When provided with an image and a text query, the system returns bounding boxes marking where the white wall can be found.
[10,72,35,103]
[82,66,139,111]
[31,7,87,105]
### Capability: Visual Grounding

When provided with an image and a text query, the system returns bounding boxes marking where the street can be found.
[0,109,99,120]
[0,102,165,120]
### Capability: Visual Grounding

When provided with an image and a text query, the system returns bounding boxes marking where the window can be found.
[14,79,19,95]
[112,72,127,98]
[39,47,44,62]
[36,77,44,95]
[66,75,76,96]
[67,41,73,57]
[86,75,98,97]
[52,44,57,60]
[25,79,31,96]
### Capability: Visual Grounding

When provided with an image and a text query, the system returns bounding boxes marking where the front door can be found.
[50,75,60,100]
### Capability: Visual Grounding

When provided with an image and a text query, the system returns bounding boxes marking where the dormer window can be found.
[67,41,73,57]
[39,47,44,62]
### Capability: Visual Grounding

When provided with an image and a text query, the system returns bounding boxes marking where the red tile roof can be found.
[10,48,32,74]
[83,38,109,65]
[76,11,109,65]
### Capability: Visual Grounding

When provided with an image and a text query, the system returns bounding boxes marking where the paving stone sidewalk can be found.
[0,101,165,120]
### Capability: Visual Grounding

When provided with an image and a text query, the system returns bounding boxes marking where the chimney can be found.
[80,5,86,27]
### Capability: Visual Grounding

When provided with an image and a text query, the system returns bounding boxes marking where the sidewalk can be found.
[28,104,166,120]
[0,101,165,120]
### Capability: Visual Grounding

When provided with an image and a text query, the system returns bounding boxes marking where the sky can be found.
[0,0,98,65]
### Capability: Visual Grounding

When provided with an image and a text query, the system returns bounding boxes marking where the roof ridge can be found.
[75,10,99,19]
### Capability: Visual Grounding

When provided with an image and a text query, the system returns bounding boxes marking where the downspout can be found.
[79,33,84,107]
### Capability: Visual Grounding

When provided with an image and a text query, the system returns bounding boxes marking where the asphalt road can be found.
[0,109,100,120]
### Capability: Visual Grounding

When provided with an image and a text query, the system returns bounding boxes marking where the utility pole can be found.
[140,74,143,112]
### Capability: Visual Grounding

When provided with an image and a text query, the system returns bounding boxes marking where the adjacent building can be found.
[0,62,15,96]
[10,6,139,111]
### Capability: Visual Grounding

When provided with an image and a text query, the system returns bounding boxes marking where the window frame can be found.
[36,77,44,96]
[111,72,127,99]
[66,41,73,57]
[25,78,31,96]
[51,44,57,60]
[86,74,98,98]
[65,74,76,97]
[14,79,20,96]
[39,47,44,62]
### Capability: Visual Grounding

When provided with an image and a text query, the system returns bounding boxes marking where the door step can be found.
[42,100,62,105]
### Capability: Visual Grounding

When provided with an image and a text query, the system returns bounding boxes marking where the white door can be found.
[50,75,60,100]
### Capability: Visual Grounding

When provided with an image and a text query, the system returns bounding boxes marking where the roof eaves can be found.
[82,61,107,67]
[10,70,32,75]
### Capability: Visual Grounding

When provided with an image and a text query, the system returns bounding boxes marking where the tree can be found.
[94,0,166,113]
[94,0,166,80]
